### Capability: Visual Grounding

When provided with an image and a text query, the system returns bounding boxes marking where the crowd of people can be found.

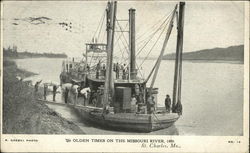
[113,62,129,80]
[130,84,182,115]
[93,61,130,80]
[37,80,182,115]
[37,57,183,115]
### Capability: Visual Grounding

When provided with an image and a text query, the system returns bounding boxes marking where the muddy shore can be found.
[2,59,85,134]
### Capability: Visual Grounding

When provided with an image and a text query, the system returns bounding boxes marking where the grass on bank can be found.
[3,59,84,134]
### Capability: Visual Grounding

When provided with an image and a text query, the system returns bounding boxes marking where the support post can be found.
[106,2,111,45]
[172,2,185,112]
[103,1,117,111]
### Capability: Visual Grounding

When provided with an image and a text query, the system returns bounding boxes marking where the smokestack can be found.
[129,8,137,79]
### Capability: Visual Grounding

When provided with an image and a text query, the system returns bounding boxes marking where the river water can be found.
[15,58,243,135]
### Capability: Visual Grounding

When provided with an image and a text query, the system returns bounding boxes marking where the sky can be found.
[2,1,245,58]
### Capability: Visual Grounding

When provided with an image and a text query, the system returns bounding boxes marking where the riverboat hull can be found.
[70,104,179,132]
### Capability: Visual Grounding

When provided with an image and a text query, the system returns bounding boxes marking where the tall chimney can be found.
[129,8,136,79]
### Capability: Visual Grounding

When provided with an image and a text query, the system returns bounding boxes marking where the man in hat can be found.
[165,94,171,113]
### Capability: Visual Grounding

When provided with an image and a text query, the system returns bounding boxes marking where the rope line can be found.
[136,10,173,42]
[135,11,172,57]
[139,11,173,67]
[92,10,106,41]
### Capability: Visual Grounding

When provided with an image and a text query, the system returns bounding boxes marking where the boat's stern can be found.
[150,113,180,131]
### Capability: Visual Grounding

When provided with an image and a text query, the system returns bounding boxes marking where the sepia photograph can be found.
[1,0,249,152]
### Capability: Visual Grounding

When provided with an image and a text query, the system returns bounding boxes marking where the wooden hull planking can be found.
[70,104,179,132]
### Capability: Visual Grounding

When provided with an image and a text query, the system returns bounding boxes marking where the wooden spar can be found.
[144,56,160,83]
[172,2,185,111]
[149,5,177,91]
[177,2,185,103]
[103,1,117,110]
[110,1,117,98]
[106,2,111,45]
[145,6,178,84]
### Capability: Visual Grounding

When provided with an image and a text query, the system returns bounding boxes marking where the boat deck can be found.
[87,76,145,84]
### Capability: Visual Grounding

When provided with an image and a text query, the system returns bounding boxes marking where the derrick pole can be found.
[172,2,185,112]
[103,1,117,110]
[149,5,177,90]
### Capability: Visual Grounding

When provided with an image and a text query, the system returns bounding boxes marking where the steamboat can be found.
[58,1,185,132]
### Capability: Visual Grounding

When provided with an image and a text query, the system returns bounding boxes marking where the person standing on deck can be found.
[122,64,126,79]
[96,61,101,79]
[102,64,106,77]
[131,95,137,112]
[115,62,120,79]
[126,66,129,79]
[134,84,140,103]
[43,84,48,100]
[52,85,58,102]
[165,95,171,113]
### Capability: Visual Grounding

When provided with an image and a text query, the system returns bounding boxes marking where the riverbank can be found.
[2,59,85,134]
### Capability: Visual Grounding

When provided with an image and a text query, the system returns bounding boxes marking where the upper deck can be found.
[86,43,107,53]
[86,69,145,84]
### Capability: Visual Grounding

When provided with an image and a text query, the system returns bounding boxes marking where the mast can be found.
[172,2,185,112]
[106,2,111,45]
[103,1,117,110]
[129,8,136,80]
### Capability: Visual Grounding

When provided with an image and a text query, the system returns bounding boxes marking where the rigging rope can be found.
[135,12,173,49]
[139,12,172,67]
[114,22,129,45]
[97,12,106,41]
[136,8,175,58]
[135,13,172,58]
[115,34,126,63]
[116,19,129,47]
[135,10,173,42]
[89,9,106,67]
[92,11,107,65]
[92,10,106,41]
[112,19,130,64]
[114,21,129,64]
